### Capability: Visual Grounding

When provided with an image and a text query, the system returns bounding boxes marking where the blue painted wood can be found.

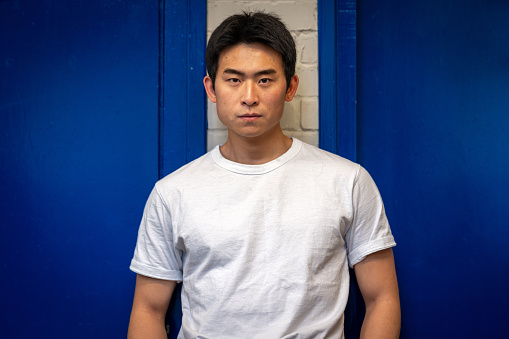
[319,0,357,162]
[357,0,509,337]
[186,0,207,165]
[161,0,207,177]
[0,1,206,337]
[318,0,338,154]
[337,0,357,162]
[0,1,160,337]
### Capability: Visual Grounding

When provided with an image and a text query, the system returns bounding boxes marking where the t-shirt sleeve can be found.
[130,185,183,282]
[345,166,396,268]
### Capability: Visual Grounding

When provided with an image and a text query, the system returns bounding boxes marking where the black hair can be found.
[205,11,296,89]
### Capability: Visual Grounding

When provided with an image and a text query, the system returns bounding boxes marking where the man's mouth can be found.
[239,113,262,121]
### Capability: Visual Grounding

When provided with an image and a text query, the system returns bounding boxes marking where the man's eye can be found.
[228,78,240,83]
[259,78,270,84]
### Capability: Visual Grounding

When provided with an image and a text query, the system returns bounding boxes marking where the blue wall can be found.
[1,1,206,337]
[357,0,509,337]
[0,1,160,337]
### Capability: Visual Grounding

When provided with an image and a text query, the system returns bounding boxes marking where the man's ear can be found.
[285,74,299,102]
[203,76,217,103]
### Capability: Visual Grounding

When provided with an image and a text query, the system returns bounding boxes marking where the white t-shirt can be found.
[130,138,395,338]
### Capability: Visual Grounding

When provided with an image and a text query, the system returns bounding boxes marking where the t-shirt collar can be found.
[210,138,302,175]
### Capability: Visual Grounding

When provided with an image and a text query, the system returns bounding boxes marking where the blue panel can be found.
[186,0,207,164]
[319,0,357,162]
[318,0,338,153]
[0,1,159,337]
[336,0,357,162]
[357,0,509,337]
[161,0,207,176]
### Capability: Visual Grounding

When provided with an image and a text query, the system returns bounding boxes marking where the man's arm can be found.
[354,248,401,339]
[127,274,177,339]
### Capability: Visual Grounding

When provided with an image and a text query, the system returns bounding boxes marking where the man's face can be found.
[204,43,298,141]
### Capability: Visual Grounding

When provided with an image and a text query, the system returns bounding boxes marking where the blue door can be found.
[0,1,205,337]
[321,0,509,337]
[357,1,509,337]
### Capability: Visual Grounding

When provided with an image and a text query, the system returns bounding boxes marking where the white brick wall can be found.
[206,0,319,151]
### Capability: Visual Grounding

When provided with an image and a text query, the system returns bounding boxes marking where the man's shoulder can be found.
[155,149,215,191]
[297,140,360,174]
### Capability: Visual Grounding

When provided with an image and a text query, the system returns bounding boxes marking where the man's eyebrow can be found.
[223,68,277,76]
[255,69,277,76]
[223,68,245,76]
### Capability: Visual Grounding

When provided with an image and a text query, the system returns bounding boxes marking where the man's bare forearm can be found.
[127,308,167,339]
[360,298,401,339]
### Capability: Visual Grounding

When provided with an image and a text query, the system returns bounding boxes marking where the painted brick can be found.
[208,2,316,32]
[298,33,318,64]
[301,97,319,130]
[207,129,228,151]
[285,130,319,147]
[207,2,250,31]
[256,2,316,31]
[207,101,226,129]
[280,98,301,131]
[295,67,318,97]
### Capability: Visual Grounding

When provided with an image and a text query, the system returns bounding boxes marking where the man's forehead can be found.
[217,42,284,72]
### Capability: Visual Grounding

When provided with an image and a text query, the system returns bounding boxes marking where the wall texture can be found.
[0,1,161,337]
[357,1,509,337]
[206,0,319,150]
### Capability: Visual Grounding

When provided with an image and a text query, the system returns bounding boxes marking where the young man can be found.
[128,12,400,338]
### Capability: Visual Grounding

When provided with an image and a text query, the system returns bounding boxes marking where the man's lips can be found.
[239,113,262,121]
[239,113,261,117]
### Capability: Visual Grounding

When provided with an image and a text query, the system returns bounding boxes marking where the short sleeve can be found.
[130,186,183,282]
[345,166,396,268]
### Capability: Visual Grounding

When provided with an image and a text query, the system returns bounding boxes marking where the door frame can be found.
[319,0,357,162]
[160,0,207,178]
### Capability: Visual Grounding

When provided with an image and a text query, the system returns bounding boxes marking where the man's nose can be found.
[242,81,258,106]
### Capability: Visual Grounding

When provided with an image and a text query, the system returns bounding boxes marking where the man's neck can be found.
[219,128,293,165]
